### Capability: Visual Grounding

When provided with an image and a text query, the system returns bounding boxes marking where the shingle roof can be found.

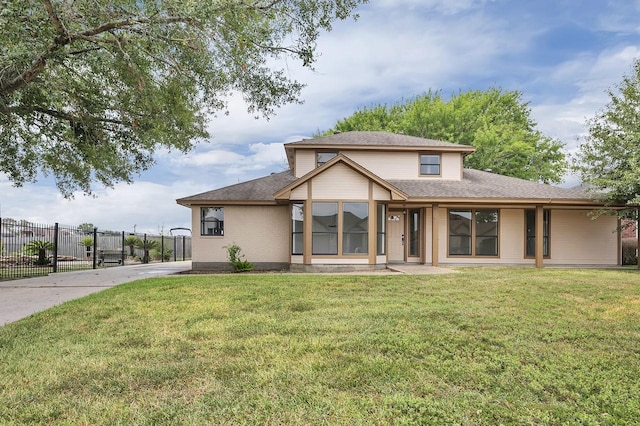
[286,131,473,150]
[176,170,296,205]
[389,169,598,201]
[177,168,605,206]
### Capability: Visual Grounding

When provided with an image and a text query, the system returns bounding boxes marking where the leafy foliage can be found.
[575,59,640,218]
[0,0,366,196]
[134,238,160,263]
[124,236,140,257]
[24,239,54,265]
[323,88,568,183]
[225,243,254,272]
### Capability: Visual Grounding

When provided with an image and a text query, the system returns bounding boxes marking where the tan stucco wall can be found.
[546,210,618,265]
[311,163,370,199]
[294,150,464,180]
[191,205,290,264]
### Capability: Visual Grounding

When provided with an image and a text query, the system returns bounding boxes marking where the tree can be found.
[0,0,366,197]
[134,238,160,264]
[574,59,640,217]
[77,223,95,234]
[24,240,54,265]
[324,89,568,183]
[574,59,640,268]
[124,235,140,257]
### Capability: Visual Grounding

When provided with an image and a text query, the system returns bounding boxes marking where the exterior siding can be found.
[345,151,460,181]
[291,183,308,200]
[441,153,463,180]
[546,210,618,265]
[311,163,369,199]
[295,150,317,177]
[191,205,290,269]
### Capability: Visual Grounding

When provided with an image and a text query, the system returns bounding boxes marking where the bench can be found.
[98,250,124,266]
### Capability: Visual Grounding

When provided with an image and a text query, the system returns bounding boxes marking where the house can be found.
[177,131,622,271]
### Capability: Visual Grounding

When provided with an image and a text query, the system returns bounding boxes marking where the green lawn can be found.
[1,268,639,425]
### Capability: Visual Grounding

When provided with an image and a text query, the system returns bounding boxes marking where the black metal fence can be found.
[0,218,191,281]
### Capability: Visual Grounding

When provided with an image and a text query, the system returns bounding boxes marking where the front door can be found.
[387,210,405,263]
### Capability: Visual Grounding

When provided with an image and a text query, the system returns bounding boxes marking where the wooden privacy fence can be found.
[0,218,191,281]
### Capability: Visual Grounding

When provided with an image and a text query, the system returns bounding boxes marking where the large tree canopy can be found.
[0,0,366,196]
[323,89,567,184]
[575,59,640,219]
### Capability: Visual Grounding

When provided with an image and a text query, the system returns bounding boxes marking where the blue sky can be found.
[2,0,639,233]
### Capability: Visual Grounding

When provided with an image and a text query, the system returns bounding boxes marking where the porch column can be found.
[432,204,439,267]
[535,204,544,268]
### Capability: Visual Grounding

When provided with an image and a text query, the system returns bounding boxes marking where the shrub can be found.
[224,243,253,272]
[622,238,638,265]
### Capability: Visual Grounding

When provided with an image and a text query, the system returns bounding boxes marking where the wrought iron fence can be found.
[0,218,191,281]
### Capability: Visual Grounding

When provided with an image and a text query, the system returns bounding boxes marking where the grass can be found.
[1,268,639,425]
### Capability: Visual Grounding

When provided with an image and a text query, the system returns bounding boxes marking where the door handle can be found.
[401,234,405,246]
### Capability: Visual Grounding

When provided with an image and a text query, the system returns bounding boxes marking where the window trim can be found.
[525,209,550,258]
[447,208,500,257]
[419,153,442,176]
[201,207,224,237]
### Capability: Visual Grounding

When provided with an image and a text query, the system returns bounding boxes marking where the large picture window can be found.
[420,154,441,175]
[201,207,224,236]
[343,202,368,254]
[525,210,550,257]
[292,203,304,255]
[312,202,338,254]
[448,209,499,256]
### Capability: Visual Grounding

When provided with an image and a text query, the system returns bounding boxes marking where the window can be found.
[475,210,498,256]
[420,154,441,175]
[201,207,224,236]
[409,209,420,257]
[343,202,368,254]
[448,209,499,256]
[377,204,386,255]
[317,151,337,167]
[525,210,550,257]
[292,203,304,255]
[312,202,338,254]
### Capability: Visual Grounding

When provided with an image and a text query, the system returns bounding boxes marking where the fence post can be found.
[161,235,165,263]
[53,223,59,273]
[173,236,177,262]
[121,231,126,265]
[182,235,186,261]
[92,227,98,269]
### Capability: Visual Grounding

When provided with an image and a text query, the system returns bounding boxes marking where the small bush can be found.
[622,238,638,265]
[224,243,253,272]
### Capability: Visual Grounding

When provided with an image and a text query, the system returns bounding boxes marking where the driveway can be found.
[0,261,192,326]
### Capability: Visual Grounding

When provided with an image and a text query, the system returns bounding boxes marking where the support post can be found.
[432,204,439,267]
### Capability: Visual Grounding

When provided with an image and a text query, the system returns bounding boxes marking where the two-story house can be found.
[177,131,621,271]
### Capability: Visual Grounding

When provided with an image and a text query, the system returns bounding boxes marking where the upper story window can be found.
[420,154,441,176]
[201,207,224,236]
[317,151,337,167]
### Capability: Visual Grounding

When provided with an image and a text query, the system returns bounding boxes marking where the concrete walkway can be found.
[0,261,192,326]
